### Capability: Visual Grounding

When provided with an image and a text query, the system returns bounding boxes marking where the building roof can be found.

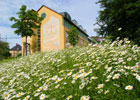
[10,44,21,51]
[63,16,89,37]
[37,5,62,16]
[37,5,89,37]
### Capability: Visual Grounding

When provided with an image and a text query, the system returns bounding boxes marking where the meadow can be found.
[0,38,140,100]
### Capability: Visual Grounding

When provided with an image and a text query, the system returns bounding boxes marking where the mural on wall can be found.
[43,16,60,51]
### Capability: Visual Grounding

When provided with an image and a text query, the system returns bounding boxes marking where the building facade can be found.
[10,43,21,57]
[22,5,91,55]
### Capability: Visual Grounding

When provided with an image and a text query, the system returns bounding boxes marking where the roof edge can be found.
[37,5,62,17]
[64,17,89,37]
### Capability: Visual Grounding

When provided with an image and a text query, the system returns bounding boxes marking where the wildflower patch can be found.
[0,38,140,99]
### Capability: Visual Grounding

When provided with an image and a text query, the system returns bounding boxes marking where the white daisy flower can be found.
[40,94,45,100]
[118,27,122,31]
[136,75,140,81]
[80,96,90,100]
[34,93,40,97]
[97,84,104,89]
[107,67,112,72]
[125,85,133,90]
[66,95,72,100]
[24,95,30,100]
[104,90,109,94]
[55,84,60,88]
[37,87,42,92]
[107,75,112,79]
[112,73,120,79]
[135,65,139,69]
[43,85,48,90]
[79,83,85,89]
[79,69,85,73]
[71,80,75,84]
[127,58,132,61]
[55,78,62,83]
[90,76,98,80]
[2,92,10,99]
[67,72,72,76]
[16,92,24,97]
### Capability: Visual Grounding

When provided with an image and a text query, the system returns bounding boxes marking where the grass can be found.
[0,38,140,100]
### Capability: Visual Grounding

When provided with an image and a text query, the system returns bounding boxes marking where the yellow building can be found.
[22,5,91,55]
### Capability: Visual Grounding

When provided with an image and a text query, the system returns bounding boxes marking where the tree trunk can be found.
[25,36,27,56]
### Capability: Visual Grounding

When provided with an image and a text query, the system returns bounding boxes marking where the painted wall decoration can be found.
[27,37,30,43]
[43,16,60,51]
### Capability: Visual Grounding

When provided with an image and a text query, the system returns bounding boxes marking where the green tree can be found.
[67,26,79,46]
[10,5,43,55]
[0,41,11,60]
[95,0,140,45]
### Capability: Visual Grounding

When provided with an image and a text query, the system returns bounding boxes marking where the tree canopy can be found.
[10,5,43,55]
[67,26,79,46]
[96,0,140,44]
[0,41,11,60]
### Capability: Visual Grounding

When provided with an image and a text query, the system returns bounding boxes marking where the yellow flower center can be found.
[75,76,78,79]
[25,97,29,100]
[56,85,59,88]
[18,93,21,97]
[81,97,84,100]
[68,96,71,98]
[4,94,8,97]
[38,87,42,90]
[83,73,86,76]
[85,96,89,99]
[114,76,118,79]
[105,90,109,94]
[128,86,131,89]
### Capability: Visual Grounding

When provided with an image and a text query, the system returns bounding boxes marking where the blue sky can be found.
[0,0,100,48]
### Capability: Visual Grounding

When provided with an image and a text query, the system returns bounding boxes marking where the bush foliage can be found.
[96,0,140,45]
[0,41,11,60]
[67,26,79,46]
